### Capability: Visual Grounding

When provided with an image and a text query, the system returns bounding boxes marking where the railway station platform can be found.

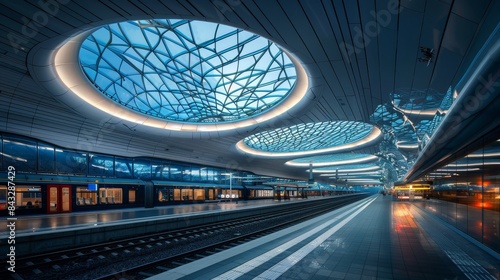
[0,198,284,236]
[148,195,500,280]
[0,196,341,257]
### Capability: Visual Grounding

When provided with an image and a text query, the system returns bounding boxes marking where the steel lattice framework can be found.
[79,19,297,123]
[242,121,375,153]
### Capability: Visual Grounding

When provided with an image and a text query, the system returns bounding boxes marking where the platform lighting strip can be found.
[285,155,378,167]
[236,126,381,157]
[444,162,500,167]
[326,175,380,179]
[311,166,381,173]
[396,144,419,149]
[55,21,309,132]
[465,152,500,158]
[436,168,481,172]
[319,171,381,177]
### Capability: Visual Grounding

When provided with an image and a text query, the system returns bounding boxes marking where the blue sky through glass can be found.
[79,19,297,123]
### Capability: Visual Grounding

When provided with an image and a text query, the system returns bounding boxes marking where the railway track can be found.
[5,194,369,279]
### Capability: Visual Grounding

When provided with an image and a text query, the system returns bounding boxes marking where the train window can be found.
[0,186,7,210]
[173,188,181,200]
[99,188,123,204]
[194,189,204,200]
[4,186,42,209]
[158,188,171,202]
[76,187,97,205]
[128,189,136,203]
[181,188,193,200]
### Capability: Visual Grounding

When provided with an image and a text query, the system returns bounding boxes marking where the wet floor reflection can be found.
[0,200,273,235]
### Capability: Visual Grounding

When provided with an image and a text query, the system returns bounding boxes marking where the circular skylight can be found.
[79,19,298,124]
[236,121,381,157]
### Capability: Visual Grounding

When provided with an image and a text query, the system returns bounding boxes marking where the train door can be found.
[47,184,72,213]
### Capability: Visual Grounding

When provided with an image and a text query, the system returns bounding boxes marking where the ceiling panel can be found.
[441,13,479,56]
[253,1,311,63]
[394,8,423,89]
[428,47,463,93]
[452,0,492,23]
[378,30,397,100]
[0,0,497,183]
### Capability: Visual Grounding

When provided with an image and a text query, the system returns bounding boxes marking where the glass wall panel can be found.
[170,164,183,181]
[200,167,208,182]
[191,166,201,182]
[426,137,500,254]
[182,166,192,181]
[161,165,170,180]
[89,153,114,176]
[151,161,164,179]
[38,142,55,172]
[134,159,151,180]
[212,168,221,183]
[115,157,133,178]
[3,136,37,172]
[56,149,87,174]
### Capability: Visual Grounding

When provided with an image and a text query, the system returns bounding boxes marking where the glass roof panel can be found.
[79,19,297,123]
[242,121,375,153]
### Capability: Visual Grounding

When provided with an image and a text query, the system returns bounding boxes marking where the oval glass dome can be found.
[79,19,298,124]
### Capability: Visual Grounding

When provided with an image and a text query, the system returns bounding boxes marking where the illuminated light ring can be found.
[54,23,309,132]
[236,125,381,158]
[311,166,381,173]
[319,171,381,177]
[285,154,378,167]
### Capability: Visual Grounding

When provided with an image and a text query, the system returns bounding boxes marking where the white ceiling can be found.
[0,0,498,182]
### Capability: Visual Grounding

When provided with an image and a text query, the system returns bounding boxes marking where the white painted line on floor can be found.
[211,197,377,280]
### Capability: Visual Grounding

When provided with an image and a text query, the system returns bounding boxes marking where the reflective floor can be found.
[149,195,500,280]
[0,199,290,236]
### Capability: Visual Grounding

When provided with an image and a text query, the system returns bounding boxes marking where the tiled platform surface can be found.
[149,195,500,280]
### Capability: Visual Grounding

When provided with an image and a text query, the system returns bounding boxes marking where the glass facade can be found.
[419,137,500,253]
[0,133,250,184]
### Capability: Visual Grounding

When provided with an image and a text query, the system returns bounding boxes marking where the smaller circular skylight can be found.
[286,153,378,167]
[236,121,381,157]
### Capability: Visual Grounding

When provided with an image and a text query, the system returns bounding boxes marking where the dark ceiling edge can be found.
[403,25,500,183]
